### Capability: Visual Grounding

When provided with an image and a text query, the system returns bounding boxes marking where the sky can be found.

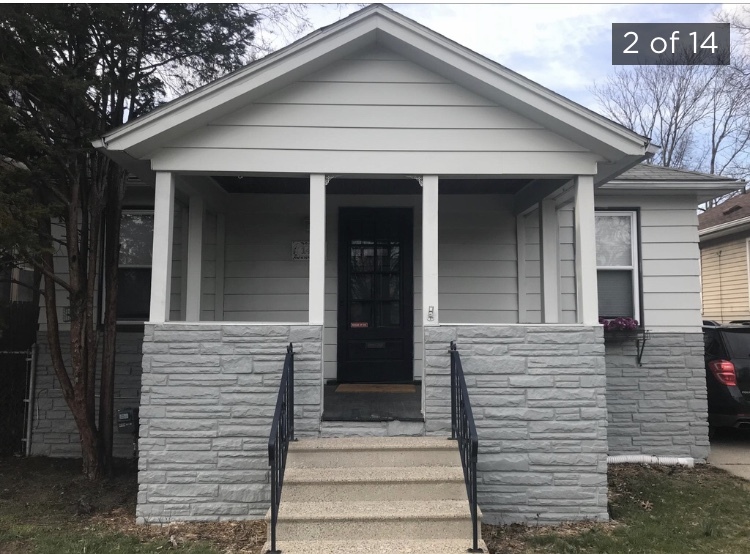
[290,3,743,110]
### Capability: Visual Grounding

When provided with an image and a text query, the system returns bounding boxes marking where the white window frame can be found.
[595,210,640,320]
[110,209,154,324]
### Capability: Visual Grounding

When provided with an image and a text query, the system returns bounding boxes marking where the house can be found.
[27,5,744,528]
[699,191,750,323]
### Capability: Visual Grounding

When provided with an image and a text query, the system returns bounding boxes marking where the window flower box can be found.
[599,316,642,341]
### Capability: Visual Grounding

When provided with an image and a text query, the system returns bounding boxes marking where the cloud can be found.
[303,3,724,106]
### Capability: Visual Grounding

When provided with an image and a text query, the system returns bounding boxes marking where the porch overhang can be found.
[93,5,656,184]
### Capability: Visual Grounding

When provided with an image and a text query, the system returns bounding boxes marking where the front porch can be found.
[147,172,602,389]
[136,173,609,524]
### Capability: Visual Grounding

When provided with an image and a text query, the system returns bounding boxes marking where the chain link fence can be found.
[0,349,33,456]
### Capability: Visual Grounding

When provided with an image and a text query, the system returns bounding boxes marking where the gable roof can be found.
[95,4,655,183]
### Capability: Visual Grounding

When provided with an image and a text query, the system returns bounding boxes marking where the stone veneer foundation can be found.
[604,332,709,461]
[31,331,143,459]
[136,324,322,523]
[424,325,609,525]
[30,324,710,525]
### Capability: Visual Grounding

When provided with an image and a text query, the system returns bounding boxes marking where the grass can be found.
[2,456,750,553]
[0,457,264,553]
[484,464,750,554]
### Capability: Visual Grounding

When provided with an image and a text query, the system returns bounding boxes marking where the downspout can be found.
[24,343,38,456]
[607,454,695,467]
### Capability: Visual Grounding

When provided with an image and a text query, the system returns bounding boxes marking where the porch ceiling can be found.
[212,176,536,195]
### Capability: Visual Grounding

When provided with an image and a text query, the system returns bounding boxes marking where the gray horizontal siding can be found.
[595,193,702,332]
[154,45,600,176]
[223,195,309,323]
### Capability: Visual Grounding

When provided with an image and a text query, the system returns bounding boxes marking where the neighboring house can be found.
[699,192,750,323]
[27,5,744,526]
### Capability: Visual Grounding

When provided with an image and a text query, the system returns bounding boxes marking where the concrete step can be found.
[319,420,426,438]
[283,466,466,502]
[288,436,459,468]
[268,500,477,541]
[261,538,488,553]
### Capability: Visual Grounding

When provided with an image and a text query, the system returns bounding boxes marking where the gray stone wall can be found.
[31,330,143,459]
[137,324,322,523]
[605,332,709,461]
[424,325,608,525]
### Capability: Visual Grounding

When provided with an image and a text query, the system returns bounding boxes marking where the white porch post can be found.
[422,175,439,326]
[540,197,560,323]
[149,171,175,323]
[308,174,326,325]
[185,195,204,321]
[574,175,599,325]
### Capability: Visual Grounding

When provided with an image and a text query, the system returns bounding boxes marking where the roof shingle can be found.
[699,192,750,230]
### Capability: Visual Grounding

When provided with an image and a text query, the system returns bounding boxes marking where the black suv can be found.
[703,323,750,433]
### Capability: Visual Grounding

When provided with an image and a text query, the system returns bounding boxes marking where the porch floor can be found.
[321,383,423,422]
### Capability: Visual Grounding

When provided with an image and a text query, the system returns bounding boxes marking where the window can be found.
[116,211,154,321]
[595,211,640,319]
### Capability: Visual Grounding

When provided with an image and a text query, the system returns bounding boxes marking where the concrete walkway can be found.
[708,429,750,480]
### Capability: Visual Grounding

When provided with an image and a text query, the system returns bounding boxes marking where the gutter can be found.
[699,216,750,241]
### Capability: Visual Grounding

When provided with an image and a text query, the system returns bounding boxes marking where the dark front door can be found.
[337,208,414,383]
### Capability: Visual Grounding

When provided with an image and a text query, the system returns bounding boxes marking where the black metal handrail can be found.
[267,343,294,554]
[450,341,482,553]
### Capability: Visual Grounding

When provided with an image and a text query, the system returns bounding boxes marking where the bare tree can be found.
[595,9,750,210]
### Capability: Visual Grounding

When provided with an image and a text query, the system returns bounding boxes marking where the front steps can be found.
[262,437,487,553]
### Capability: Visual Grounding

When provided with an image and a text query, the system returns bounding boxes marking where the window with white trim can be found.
[116,211,154,321]
[595,211,640,319]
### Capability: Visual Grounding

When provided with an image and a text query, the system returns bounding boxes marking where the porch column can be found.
[308,174,326,325]
[422,175,439,326]
[539,197,559,323]
[149,171,175,323]
[185,195,204,321]
[574,175,599,325]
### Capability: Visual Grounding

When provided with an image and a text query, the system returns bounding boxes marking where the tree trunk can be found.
[39,219,104,480]
[71,398,102,480]
[99,170,123,475]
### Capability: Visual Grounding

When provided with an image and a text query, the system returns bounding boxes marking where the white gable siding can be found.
[152,45,601,176]
[595,194,702,332]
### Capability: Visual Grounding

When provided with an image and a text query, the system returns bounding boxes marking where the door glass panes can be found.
[349,238,401,328]
[379,275,400,300]
[350,301,372,326]
[350,241,375,272]
[595,215,632,266]
[381,302,400,326]
[350,274,372,300]
[375,243,400,271]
